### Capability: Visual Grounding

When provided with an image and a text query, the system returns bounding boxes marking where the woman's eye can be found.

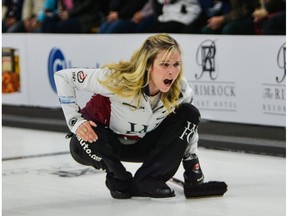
[160,62,181,68]
[161,63,170,67]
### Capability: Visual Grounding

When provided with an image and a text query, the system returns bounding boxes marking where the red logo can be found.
[193,163,200,171]
[77,71,87,83]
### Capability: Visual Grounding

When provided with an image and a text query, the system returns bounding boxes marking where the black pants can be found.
[42,15,82,33]
[70,103,200,192]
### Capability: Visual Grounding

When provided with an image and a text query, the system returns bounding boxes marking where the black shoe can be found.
[133,186,175,198]
[110,190,132,199]
[106,171,132,199]
[183,154,204,185]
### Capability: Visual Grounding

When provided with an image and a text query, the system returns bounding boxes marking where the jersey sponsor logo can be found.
[48,47,67,93]
[59,96,75,104]
[77,71,87,83]
[77,136,102,162]
[126,122,148,135]
[193,163,200,171]
[179,121,197,143]
[69,117,78,127]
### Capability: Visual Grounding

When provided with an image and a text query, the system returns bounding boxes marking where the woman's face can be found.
[149,49,181,96]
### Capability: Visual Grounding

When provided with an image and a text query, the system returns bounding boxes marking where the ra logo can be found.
[195,40,217,80]
[276,43,286,83]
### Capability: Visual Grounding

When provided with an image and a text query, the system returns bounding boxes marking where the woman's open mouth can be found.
[163,79,173,87]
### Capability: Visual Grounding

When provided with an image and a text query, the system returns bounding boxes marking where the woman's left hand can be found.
[76,120,98,143]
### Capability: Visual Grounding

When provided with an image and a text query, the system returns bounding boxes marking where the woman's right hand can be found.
[76,120,98,143]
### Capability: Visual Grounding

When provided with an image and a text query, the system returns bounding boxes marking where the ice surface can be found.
[2,127,286,216]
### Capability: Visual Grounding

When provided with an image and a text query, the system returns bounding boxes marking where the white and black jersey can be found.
[54,67,198,152]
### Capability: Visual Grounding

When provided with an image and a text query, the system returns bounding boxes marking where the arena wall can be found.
[2,34,286,127]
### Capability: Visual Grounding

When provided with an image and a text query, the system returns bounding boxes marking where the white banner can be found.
[2,34,285,127]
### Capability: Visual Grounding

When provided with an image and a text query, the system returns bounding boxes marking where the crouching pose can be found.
[54,33,204,199]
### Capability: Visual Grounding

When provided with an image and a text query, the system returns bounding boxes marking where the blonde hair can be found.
[100,33,183,113]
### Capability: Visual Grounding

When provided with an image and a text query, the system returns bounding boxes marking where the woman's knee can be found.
[69,135,91,165]
[176,103,201,125]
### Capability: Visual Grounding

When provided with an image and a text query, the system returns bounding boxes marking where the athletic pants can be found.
[69,103,200,192]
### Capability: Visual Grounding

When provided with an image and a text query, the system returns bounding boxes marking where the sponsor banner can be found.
[2,35,29,104]
[173,35,286,126]
[2,47,21,93]
[2,34,285,126]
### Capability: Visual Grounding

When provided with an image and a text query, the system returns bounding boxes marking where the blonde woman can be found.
[54,33,204,199]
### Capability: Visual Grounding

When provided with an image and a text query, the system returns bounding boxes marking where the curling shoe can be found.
[106,172,132,199]
[182,153,204,185]
[132,182,175,198]
[133,187,175,198]
[110,190,132,199]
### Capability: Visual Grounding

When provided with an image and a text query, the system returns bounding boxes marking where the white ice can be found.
[2,126,286,216]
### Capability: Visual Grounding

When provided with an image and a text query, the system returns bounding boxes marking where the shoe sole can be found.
[132,192,175,198]
[110,191,132,199]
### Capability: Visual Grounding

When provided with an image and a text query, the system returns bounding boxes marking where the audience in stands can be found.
[253,0,286,35]
[200,0,258,34]
[8,0,45,33]
[147,0,202,33]
[129,0,157,33]
[41,0,102,33]
[32,0,59,32]
[2,0,24,33]
[182,0,227,33]
[98,0,143,33]
[2,0,286,35]
[97,0,157,33]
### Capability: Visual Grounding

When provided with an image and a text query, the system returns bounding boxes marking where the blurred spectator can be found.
[130,0,158,33]
[235,0,259,34]
[98,0,156,33]
[148,0,202,33]
[182,0,227,33]
[253,0,286,35]
[41,0,102,33]
[8,0,45,33]
[35,0,59,31]
[201,0,258,34]
[2,0,24,33]
[98,0,139,33]
[2,1,7,19]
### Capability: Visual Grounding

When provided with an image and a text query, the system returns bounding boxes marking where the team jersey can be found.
[54,67,196,140]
